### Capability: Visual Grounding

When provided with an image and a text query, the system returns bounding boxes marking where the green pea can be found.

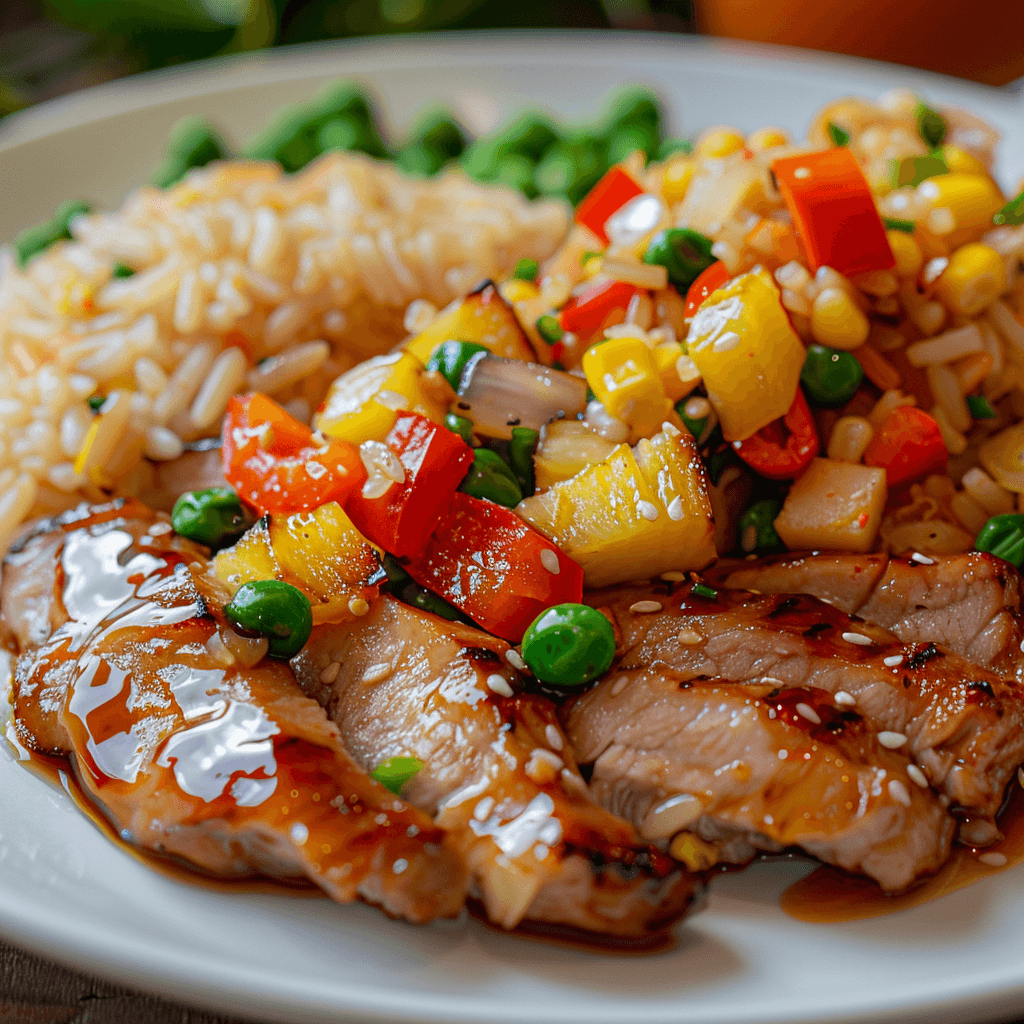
[171,487,250,548]
[915,98,947,150]
[535,315,563,345]
[521,603,616,689]
[459,448,523,508]
[152,117,226,188]
[426,340,489,392]
[967,394,996,420]
[445,412,475,445]
[510,426,539,497]
[976,513,1024,567]
[739,499,784,553]
[513,258,539,281]
[224,580,313,659]
[112,263,135,278]
[643,228,716,291]
[800,345,864,407]
[15,200,91,268]
[371,756,424,795]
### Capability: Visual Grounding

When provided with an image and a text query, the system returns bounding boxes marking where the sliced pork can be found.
[712,552,1024,680]
[2,500,466,923]
[291,595,700,939]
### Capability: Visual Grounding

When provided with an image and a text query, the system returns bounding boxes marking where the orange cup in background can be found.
[695,0,1024,85]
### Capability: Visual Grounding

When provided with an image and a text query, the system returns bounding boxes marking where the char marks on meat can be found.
[290,596,699,938]
[2,500,466,923]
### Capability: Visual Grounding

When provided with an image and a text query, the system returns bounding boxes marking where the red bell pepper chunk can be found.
[222,393,365,515]
[732,389,820,480]
[574,166,645,244]
[683,260,731,318]
[403,491,584,643]
[344,413,474,558]
[862,406,947,487]
[559,279,638,343]
[771,148,895,278]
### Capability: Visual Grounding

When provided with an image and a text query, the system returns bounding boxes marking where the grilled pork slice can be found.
[566,674,954,892]
[291,595,699,939]
[713,552,1024,680]
[2,500,466,923]
[582,580,1024,823]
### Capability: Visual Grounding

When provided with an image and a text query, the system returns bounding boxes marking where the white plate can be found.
[2,30,1024,1024]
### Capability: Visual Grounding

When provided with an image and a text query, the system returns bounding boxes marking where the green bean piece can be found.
[459,448,523,508]
[976,513,1024,567]
[691,582,718,600]
[152,117,227,188]
[826,122,850,147]
[445,412,476,445]
[739,499,784,553]
[536,315,563,345]
[112,263,135,278]
[370,756,424,795]
[224,579,313,658]
[496,112,559,161]
[643,228,716,291]
[493,153,539,198]
[994,189,1024,228]
[883,217,916,232]
[513,258,539,281]
[308,82,375,130]
[171,487,251,548]
[396,143,446,177]
[967,394,997,420]
[461,136,503,181]
[659,138,693,159]
[426,340,490,392]
[800,345,864,407]
[604,87,662,135]
[243,105,319,171]
[14,200,92,268]
[409,109,467,161]
[915,99,947,150]
[521,603,616,689]
[606,123,658,165]
[510,426,539,496]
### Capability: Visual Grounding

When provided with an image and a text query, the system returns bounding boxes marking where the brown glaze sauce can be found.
[782,782,1024,922]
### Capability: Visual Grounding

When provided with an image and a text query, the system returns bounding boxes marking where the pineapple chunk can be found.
[774,458,886,553]
[404,281,536,365]
[517,424,716,587]
[534,421,616,491]
[214,502,382,624]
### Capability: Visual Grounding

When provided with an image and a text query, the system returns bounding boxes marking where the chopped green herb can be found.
[691,582,718,600]
[826,122,850,147]
[370,756,424,795]
[883,217,916,233]
[994,189,1024,228]
[915,99,947,150]
[87,394,106,413]
[536,315,563,345]
[112,263,135,278]
[967,394,997,420]
[513,258,539,281]
[890,154,947,189]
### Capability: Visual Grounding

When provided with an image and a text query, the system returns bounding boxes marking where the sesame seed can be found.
[545,724,564,751]
[883,655,904,667]
[392,858,409,874]
[677,628,702,645]
[796,702,821,725]
[638,500,659,521]
[660,570,686,581]
[878,731,907,749]
[834,690,856,706]
[777,749,788,760]
[525,748,563,783]
[505,648,527,671]
[842,631,873,646]
[667,495,684,521]
[486,674,514,697]
[610,675,629,696]
[361,662,391,684]
[642,793,703,839]
[979,851,1008,867]
[630,600,663,614]
[320,661,341,684]
[540,548,561,574]
[888,779,912,806]
[907,764,929,788]
[911,552,935,564]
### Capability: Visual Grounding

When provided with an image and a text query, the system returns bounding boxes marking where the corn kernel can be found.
[500,279,539,303]
[916,173,1004,249]
[934,243,1005,317]
[810,287,871,350]
[939,144,989,177]
[746,127,790,151]
[694,127,745,160]
[582,336,671,440]
[661,156,695,206]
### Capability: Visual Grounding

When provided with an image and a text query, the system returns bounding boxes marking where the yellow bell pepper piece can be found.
[405,283,536,365]
[516,424,716,588]
[684,266,805,442]
[582,336,673,443]
[314,350,446,445]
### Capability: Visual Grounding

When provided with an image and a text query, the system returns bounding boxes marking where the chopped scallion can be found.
[87,394,106,413]
[915,99,947,150]
[826,122,850,147]
[967,394,997,420]
[994,189,1024,228]
[112,263,135,278]
[691,582,718,600]
[370,756,424,795]
[883,217,916,233]
[536,314,563,345]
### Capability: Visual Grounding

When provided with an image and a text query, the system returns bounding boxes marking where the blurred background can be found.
[1,0,1022,124]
